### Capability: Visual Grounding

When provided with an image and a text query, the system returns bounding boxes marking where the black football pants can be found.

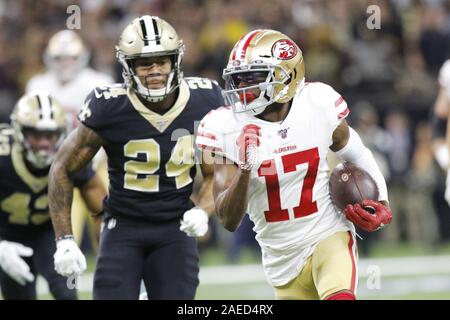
[93,214,199,300]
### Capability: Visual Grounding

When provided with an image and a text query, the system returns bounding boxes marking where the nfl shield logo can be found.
[278,128,289,139]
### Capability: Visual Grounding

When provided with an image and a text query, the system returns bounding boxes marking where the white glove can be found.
[0,240,35,285]
[180,208,209,237]
[53,238,87,277]
[445,169,450,206]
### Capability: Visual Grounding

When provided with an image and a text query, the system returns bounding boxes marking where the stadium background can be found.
[1,0,450,299]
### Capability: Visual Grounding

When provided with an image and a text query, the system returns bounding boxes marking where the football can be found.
[329,162,379,211]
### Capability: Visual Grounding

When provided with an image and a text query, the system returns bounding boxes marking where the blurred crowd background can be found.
[1,0,450,259]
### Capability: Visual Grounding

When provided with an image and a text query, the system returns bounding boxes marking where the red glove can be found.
[236,124,261,171]
[344,199,392,232]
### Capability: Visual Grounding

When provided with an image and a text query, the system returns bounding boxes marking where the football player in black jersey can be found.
[49,15,224,300]
[0,92,105,300]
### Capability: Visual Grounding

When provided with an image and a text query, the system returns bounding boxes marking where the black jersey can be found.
[78,77,224,221]
[0,127,95,238]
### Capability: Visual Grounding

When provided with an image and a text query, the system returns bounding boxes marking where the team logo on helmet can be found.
[271,39,297,60]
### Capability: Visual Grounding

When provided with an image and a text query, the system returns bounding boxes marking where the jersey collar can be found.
[127,80,190,133]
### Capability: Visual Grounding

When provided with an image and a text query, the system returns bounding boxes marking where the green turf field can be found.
[37,285,450,300]
[6,242,450,300]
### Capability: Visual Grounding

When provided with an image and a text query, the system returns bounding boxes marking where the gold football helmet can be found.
[116,15,185,102]
[10,91,67,168]
[44,30,89,83]
[222,29,305,115]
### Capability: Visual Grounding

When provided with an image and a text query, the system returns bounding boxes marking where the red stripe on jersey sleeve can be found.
[335,96,344,107]
[338,107,350,119]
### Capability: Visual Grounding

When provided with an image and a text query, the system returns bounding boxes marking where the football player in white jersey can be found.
[26,30,113,131]
[433,60,450,204]
[26,30,113,248]
[196,29,392,300]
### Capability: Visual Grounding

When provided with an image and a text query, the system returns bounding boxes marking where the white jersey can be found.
[196,82,354,286]
[439,59,450,97]
[26,68,113,131]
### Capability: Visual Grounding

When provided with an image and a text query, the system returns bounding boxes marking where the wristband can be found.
[55,234,75,242]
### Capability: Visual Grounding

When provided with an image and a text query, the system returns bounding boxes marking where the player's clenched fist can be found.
[236,124,261,171]
[54,237,87,277]
[180,207,209,237]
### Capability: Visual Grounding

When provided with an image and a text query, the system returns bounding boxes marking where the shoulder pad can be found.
[199,106,234,132]
[304,82,349,122]
[92,83,127,101]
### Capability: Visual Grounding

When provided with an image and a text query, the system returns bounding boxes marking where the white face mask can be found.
[132,71,176,103]
[118,50,184,103]
[222,64,289,115]
[20,130,65,169]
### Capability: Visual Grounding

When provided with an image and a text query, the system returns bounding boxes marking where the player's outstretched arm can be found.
[49,123,104,238]
[212,157,250,232]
